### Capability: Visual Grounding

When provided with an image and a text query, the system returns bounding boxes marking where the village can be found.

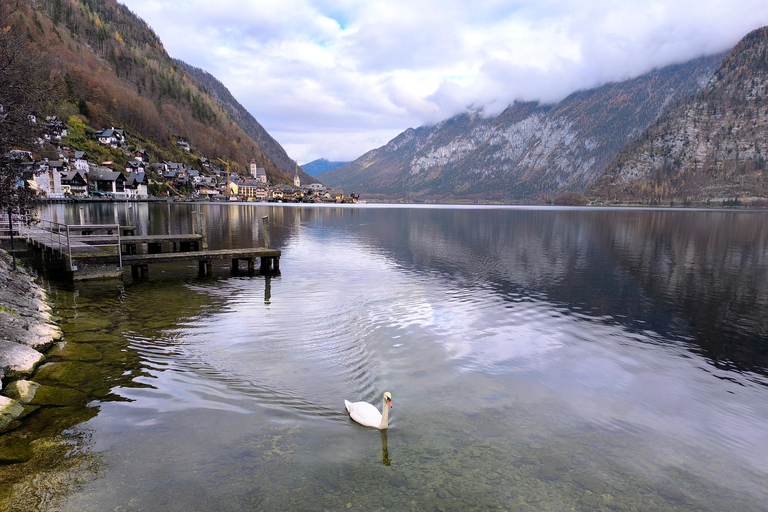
[18,118,356,204]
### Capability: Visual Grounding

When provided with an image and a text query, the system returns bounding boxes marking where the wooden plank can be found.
[70,234,203,244]
[120,248,280,265]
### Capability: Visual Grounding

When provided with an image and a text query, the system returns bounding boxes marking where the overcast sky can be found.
[119,0,768,165]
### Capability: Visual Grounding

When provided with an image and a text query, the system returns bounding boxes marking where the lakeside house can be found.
[60,170,88,198]
[88,167,127,195]
[28,160,65,198]
[73,151,89,172]
[126,172,149,198]
[95,127,125,148]
[230,179,269,201]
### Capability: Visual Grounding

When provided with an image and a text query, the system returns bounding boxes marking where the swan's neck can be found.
[379,399,389,429]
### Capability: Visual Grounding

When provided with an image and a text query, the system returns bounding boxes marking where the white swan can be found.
[345,392,392,429]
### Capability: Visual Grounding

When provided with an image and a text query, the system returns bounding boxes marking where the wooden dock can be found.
[18,218,280,280]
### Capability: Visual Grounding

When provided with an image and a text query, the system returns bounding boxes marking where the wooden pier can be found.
[16,218,280,280]
[123,248,280,279]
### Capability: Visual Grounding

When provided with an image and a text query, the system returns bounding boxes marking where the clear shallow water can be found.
[2,204,768,511]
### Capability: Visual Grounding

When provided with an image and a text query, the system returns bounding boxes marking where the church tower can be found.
[293,165,301,187]
[250,158,257,178]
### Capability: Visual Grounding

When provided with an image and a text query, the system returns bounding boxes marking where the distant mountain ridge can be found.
[301,158,349,176]
[588,26,768,204]
[320,54,725,201]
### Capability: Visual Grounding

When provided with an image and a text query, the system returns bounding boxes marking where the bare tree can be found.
[0,0,59,214]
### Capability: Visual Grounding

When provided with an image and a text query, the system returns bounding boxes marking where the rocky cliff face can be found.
[589,27,768,204]
[320,55,723,201]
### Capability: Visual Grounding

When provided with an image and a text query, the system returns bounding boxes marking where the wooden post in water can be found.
[261,216,270,248]
[199,214,208,250]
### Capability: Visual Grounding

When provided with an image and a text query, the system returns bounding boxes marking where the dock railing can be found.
[21,220,123,270]
[63,222,123,269]
[0,212,31,239]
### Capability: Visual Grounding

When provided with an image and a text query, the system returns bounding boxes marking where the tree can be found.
[0,1,59,215]
[553,191,589,206]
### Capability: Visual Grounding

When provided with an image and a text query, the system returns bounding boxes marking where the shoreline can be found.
[0,250,62,431]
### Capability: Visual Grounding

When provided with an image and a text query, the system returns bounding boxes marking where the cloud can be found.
[119,0,768,163]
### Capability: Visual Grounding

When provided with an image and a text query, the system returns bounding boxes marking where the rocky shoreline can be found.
[0,250,62,430]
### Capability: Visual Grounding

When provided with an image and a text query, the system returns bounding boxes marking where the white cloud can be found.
[119,0,768,163]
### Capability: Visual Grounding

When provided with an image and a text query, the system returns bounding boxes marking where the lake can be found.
[1,203,767,511]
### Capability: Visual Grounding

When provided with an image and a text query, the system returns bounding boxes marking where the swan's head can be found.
[384,392,393,408]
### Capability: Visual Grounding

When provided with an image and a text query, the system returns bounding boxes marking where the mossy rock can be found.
[2,380,40,404]
[0,397,24,432]
[18,404,41,420]
[33,362,104,389]
[22,406,98,437]
[0,436,32,464]
[65,331,125,345]
[29,385,87,407]
[49,342,103,362]
[60,316,115,333]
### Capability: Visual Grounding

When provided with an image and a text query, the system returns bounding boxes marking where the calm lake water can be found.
[2,203,767,511]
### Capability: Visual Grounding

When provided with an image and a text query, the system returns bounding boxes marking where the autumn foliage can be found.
[16,0,292,183]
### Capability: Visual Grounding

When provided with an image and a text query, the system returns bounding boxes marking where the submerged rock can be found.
[2,380,41,404]
[33,361,104,390]
[0,396,24,431]
[0,435,32,463]
[49,342,103,362]
[29,385,87,407]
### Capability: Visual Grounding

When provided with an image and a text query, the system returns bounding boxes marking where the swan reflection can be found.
[380,429,391,466]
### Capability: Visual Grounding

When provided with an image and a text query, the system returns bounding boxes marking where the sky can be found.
[118,0,768,165]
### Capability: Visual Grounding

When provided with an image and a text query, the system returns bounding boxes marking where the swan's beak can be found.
[387,399,393,408]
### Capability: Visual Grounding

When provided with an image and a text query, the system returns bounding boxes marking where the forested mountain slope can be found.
[177,60,316,184]
[12,0,292,182]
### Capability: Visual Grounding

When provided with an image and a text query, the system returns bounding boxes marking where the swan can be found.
[345,392,392,429]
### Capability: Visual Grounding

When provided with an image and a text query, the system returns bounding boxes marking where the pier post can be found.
[199,214,208,250]
[192,211,208,250]
[199,260,212,277]
[262,216,270,248]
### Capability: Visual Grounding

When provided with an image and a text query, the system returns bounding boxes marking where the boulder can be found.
[2,379,40,404]
[0,339,46,381]
[0,395,24,431]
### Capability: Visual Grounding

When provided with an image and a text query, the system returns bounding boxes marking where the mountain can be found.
[320,55,724,202]
[177,60,317,184]
[11,0,293,183]
[300,159,349,176]
[588,27,768,205]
